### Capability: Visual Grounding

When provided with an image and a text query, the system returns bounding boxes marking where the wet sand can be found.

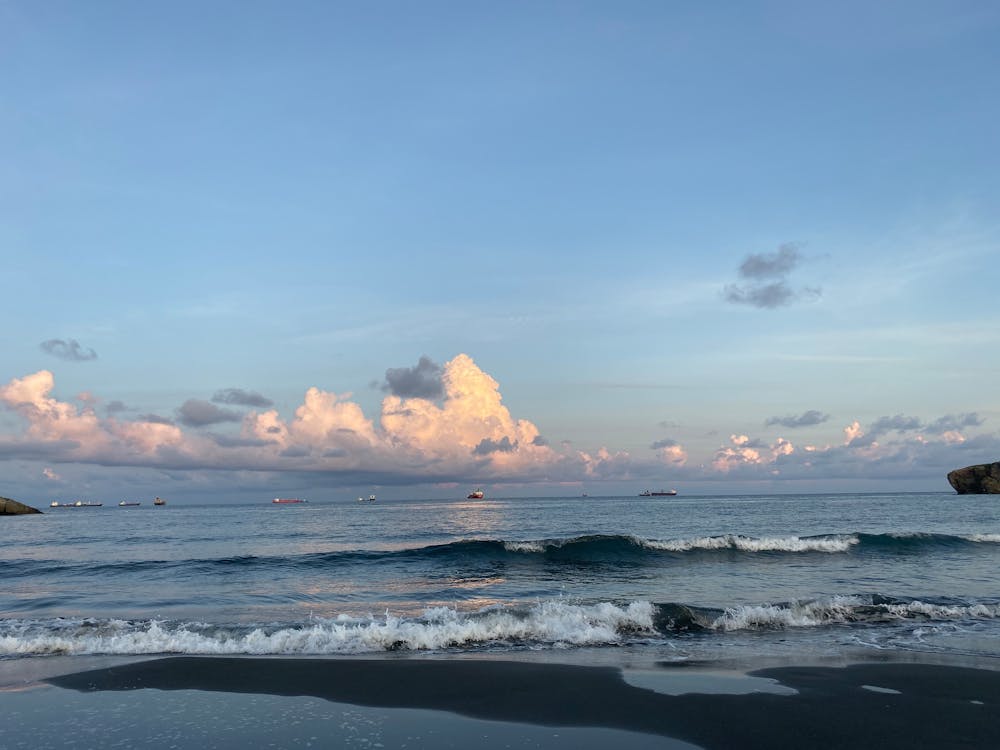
[1,656,995,748]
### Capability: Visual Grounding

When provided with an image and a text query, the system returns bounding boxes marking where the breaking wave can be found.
[3,594,999,657]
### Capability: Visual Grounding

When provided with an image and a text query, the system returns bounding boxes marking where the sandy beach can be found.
[0,655,995,749]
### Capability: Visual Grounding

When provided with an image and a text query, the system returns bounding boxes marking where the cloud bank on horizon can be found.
[1,354,996,493]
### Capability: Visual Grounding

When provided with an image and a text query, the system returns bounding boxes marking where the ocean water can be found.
[3,492,999,664]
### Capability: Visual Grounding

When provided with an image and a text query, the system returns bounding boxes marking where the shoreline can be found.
[3,654,990,748]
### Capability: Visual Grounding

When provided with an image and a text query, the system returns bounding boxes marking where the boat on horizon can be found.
[272,497,306,504]
[467,488,485,499]
[118,500,141,507]
[639,489,678,497]
[153,497,166,506]
[50,500,103,508]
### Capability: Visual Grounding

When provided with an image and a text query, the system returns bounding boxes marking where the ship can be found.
[153,496,166,506]
[50,500,103,508]
[639,489,678,497]
[272,497,306,504]
[467,488,485,499]
[118,500,141,507]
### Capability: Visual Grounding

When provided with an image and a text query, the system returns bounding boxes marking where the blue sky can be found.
[2,1,999,500]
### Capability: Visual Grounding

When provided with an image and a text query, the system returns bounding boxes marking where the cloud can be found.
[176,399,242,427]
[650,438,679,449]
[926,412,984,434]
[1,360,996,491]
[737,243,801,278]
[105,400,129,414]
[39,338,98,362]
[473,436,518,455]
[212,388,274,408]
[869,414,923,435]
[137,413,175,425]
[723,243,821,309]
[42,467,60,481]
[381,356,444,399]
[766,410,830,428]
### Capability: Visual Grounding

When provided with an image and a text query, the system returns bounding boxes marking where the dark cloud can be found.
[105,400,129,414]
[381,356,444,399]
[137,413,175,425]
[531,435,549,447]
[650,438,679,450]
[926,412,984,434]
[738,243,801,279]
[472,436,518,455]
[39,338,97,362]
[280,446,311,458]
[208,433,272,448]
[176,399,241,427]
[724,244,821,309]
[766,410,830,428]
[657,420,680,429]
[211,388,274,408]
[869,414,923,435]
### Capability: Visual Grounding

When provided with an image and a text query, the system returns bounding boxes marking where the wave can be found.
[7,532,999,579]
[3,594,999,657]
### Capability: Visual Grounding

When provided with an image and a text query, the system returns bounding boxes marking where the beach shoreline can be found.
[2,652,996,748]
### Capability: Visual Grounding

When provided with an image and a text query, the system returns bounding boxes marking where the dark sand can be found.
[39,656,1000,749]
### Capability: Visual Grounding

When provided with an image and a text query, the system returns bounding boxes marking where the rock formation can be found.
[947,462,1000,494]
[0,496,43,514]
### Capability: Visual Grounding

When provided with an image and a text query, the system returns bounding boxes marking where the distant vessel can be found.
[639,489,678,497]
[467,488,485,499]
[357,494,376,503]
[118,501,141,507]
[272,497,305,504]
[153,497,166,506]
[51,500,103,508]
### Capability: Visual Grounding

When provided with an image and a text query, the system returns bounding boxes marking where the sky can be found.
[2,1,999,501]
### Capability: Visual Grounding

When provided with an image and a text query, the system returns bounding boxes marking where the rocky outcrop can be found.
[947,462,1000,494]
[0,496,43,514]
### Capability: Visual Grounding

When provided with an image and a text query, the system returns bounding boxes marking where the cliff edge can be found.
[0,496,43,514]
[947,462,1000,494]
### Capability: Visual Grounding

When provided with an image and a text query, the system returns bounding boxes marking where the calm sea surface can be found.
[3,492,999,664]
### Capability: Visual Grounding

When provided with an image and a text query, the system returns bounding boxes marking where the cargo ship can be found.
[467,488,485,499]
[639,489,678,497]
[272,497,306,504]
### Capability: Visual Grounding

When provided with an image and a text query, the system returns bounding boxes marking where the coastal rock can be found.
[947,462,1000,494]
[0,496,43,515]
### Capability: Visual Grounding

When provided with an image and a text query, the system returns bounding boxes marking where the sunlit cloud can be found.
[0,357,996,491]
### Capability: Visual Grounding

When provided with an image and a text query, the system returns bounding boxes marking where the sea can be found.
[3,492,1000,667]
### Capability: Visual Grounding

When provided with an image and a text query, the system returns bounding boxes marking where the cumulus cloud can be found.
[869,414,923,435]
[42,467,60,481]
[176,399,242,427]
[926,412,984,434]
[212,388,274,408]
[766,410,830,428]
[1,359,996,491]
[39,338,97,361]
[381,356,444,399]
[724,243,821,309]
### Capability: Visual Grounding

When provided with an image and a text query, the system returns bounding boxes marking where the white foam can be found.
[964,534,1000,544]
[0,601,658,657]
[503,541,547,553]
[712,597,1000,632]
[643,534,858,553]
